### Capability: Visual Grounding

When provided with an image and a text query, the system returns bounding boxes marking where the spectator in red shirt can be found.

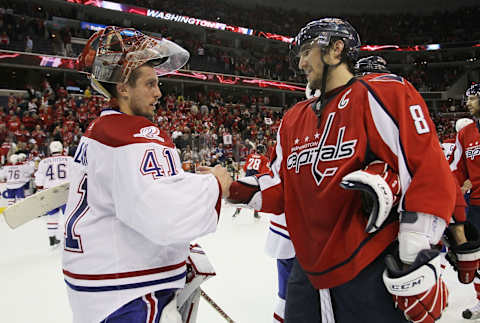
[14,124,30,143]
[7,115,20,132]
[31,124,46,146]
[22,112,37,131]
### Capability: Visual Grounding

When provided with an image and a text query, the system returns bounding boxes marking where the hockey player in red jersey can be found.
[228,18,457,322]
[63,27,232,323]
[233,144,270,218]
[450,83,480,320]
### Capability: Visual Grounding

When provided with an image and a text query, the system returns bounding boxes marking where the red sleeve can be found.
[453,183,467,223]
[450,132,468,187]
[361,77,455,223]
[257,127,284,214]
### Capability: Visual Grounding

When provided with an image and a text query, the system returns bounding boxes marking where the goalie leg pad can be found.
[176,244,216,308]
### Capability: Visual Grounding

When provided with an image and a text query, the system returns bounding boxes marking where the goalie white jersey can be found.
[62,110,222,323]
[34,154,73,189]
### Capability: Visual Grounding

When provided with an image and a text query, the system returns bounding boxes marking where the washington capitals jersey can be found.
[62,110,222,323]
[243,153,270,174]
[451,120,480,206]
[256,74,456,289]
[34,154,73,189]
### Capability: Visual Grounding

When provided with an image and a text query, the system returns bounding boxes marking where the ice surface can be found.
[0,204,475,322]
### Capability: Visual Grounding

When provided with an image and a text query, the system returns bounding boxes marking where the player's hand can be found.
[383,249,448,323]
[444,222,480,284]
[197,165,232,198]
[340,160,400,233]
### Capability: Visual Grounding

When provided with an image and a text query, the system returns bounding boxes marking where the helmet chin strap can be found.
[313,52,341,119]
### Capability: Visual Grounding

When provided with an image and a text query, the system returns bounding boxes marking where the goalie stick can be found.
[200,289,235,322]
[2,182,70,229]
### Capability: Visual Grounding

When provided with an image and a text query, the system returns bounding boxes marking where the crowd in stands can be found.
[0,0,478,88]
[0,0,476,166]
[0,77,468,172]
[0,83,286,170]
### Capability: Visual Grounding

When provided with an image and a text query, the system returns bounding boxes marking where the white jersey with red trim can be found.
[256,74,456,289]
[264,212,295,260]
[34,154,73,189]
[0,163,34,189]
[62,110,222,323]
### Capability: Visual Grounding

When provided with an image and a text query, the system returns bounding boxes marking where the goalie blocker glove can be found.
[444,222,480,284]
[340,160,401,233]
[383,249,448,323]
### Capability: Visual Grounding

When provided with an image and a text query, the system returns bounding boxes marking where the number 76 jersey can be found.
[35,154,73,189]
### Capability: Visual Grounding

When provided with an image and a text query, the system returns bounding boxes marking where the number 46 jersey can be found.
[34,154,73,189]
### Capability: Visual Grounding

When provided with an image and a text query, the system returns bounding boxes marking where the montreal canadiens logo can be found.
[133,126,165,142]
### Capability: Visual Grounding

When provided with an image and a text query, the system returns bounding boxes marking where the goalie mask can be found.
[354,56,390,76]
[77,26,189,98]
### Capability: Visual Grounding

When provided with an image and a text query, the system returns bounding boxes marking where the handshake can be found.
[197,165,233,199]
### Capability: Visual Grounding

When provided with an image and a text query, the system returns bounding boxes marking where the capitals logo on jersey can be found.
[286,112,358,186]
[465,142,480,160]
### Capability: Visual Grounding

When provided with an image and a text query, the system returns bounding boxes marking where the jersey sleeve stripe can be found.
[269,228,291,240]
[63,261,186,280]
[364,86,412,212]
[64,271,186,292]
[450,135,463,172]
[259,121,283,191]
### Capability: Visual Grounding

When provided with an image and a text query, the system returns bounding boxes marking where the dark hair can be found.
[324,36,356,73]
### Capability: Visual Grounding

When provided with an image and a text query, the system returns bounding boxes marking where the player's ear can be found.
[330,39,345,61]
[116,83,129,99]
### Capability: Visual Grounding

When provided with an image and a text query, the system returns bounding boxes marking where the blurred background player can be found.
[63,26,231,323]
[228,18,455,322]
[17,152,35,196]
[450,82,480,320]
[34,141,72,248]
[0,154,34,206]
[233,144,269,218]
[354,55,390,76]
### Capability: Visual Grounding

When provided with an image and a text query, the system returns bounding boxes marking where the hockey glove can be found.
[383,249,448,323]
[444,222,480,284]
[340,160,401,233]
[226,176,262,210]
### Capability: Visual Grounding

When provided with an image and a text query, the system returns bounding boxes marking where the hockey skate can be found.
[463,302,480,320]
[233,209,240,217]
[49,236,61,248]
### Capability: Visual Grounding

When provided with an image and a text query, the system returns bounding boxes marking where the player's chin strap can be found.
[312,52,341,119]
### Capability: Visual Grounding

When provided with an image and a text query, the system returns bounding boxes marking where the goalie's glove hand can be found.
[444,222,480,284]
[340,160,401,233]
[383,249,448,323]
[226,176,262,210]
